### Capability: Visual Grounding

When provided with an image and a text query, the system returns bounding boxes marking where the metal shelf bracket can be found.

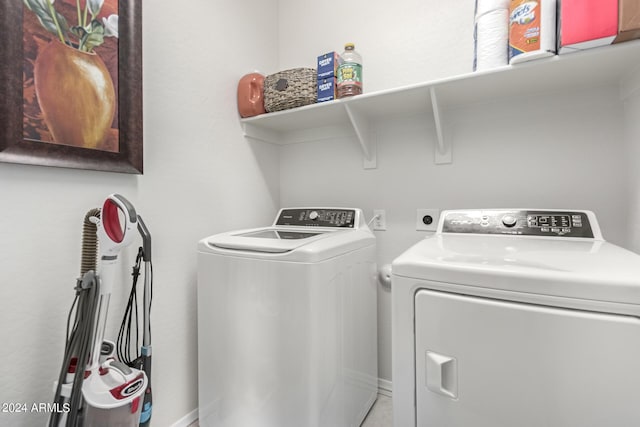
[345,103,377,169]
[430,87,452,164]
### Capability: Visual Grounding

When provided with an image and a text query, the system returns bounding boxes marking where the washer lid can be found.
[199,226,375,261]
[392,234,640,306]
[197,207,375,261]
[208,227,334,253]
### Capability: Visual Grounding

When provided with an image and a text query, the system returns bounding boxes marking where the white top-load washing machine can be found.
[392,209,640,427]
[197,208,378,427]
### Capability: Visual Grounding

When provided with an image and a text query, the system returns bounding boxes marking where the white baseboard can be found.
[378,378,392,397]
[171,408,198,427]
[174,379,391,426]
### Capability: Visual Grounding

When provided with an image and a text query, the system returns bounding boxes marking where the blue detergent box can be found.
[317,77,336,103]
[317,52,341,79]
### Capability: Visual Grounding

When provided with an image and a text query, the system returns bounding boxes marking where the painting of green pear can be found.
[23,0,120,152]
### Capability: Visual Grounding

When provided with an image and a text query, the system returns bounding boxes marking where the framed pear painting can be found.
[0,0,142,174]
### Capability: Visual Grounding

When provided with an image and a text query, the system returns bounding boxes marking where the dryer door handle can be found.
[425,351,458,399]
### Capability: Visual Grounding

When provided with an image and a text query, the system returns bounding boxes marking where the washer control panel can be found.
[275,208,356,228]
[441,210,594,238]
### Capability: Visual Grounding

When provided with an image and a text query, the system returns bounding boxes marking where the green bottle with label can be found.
[337,43,362,98]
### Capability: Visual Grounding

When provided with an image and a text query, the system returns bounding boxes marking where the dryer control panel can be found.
[441,209,595,238]
[275,208,357,228]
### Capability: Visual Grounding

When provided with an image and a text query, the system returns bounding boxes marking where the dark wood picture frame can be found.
[0,1,142,174]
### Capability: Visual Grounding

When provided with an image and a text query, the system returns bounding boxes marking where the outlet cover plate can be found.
[373,209,386,231]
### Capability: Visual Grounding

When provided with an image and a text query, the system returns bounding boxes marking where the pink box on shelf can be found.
[558,0,618,54]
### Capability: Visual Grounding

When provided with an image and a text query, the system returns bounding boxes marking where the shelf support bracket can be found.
[242,122,282,144]
[430,87,452,164]
[344,104,377,169]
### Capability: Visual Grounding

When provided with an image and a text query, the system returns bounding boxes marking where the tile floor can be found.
[187,394,393,427]
[361,394,393,427]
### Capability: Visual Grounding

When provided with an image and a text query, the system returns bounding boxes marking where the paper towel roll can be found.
[474,8,509,71]
[476,0,510,19]
[509,0,557,64]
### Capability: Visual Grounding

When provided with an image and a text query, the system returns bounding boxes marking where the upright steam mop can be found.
[49,194,148,427]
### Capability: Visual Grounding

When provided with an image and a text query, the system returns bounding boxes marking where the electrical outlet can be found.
[416,209,440,231]
[373,209,386,231]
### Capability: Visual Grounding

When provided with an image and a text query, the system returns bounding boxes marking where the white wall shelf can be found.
[241,40,640,168]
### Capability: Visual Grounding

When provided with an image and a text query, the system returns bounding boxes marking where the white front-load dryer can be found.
[392,209,640,427]
[197,208,378,427]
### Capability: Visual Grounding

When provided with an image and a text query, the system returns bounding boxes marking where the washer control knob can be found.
[502,214,517,228]
[309,211,319,220]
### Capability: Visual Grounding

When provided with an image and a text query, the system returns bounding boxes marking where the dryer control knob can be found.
[502,214,517,228]
[309,211,319,220]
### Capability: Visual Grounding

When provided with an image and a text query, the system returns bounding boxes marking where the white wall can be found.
[623,71,640,252]
[2,1,636,424]
[0,0,279,425]
[278,0,475,92]
[277,0,630,383]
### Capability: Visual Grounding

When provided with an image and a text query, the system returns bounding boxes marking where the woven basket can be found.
[264,68,317,112]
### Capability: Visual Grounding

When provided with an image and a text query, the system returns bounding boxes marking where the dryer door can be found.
[415,289,640,427]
